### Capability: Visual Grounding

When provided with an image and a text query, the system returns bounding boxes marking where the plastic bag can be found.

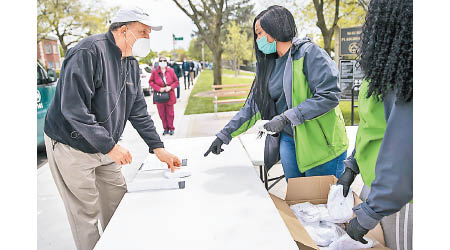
[320,234,374,250]
[327,185,354,223]
[290,203,345,247]
[301,220,346,247]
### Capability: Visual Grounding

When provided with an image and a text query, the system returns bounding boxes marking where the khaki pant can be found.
[44,134,127,250]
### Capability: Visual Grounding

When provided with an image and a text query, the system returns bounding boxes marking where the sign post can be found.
[172,34,184,60]
[338,26,363,99]
[340,26,362,56]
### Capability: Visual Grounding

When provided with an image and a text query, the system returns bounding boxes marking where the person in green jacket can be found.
[204,5,348,181]
[337,0,413,248]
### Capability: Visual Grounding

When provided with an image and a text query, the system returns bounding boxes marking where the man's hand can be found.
[337,166,357,197]
[263,114,289,133]
[346,217,369,244]
[108,144,132,165]
[154,148,181,172]
[204,137,224,157]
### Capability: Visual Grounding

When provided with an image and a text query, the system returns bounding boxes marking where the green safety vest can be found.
[230,57,349,173]
[291,57,349,172]
[354,80,386,186]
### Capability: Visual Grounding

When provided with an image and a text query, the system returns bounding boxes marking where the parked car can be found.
[139,63,152,96]
[37,62,57,149]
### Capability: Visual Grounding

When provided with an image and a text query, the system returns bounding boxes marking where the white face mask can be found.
[125,29,151,57]
[159,61,167,68]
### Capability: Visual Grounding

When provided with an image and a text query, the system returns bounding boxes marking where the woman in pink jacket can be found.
[149,56,179,135]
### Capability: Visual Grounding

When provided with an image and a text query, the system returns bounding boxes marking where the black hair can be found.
[358,0,413,103]
[247,5,297,119]
[109,21,135,32]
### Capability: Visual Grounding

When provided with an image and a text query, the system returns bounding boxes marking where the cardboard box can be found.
[270,175,390,250]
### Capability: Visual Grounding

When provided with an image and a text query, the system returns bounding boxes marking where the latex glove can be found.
[346,217,369,244]
[204,137,224,156]
[263,114,289,133]
[337,167,357,197]
[166,86,172,91]
[159,87,167,92]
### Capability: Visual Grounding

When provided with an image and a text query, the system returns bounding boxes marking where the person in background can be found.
[43,7,181,250]
[150,56,179,135]
[337,0,413,248]
[170,60,182,98]
[182,58,191,89]
[193,60,199,78]
[189,59,195,83]
[204,5,348,181]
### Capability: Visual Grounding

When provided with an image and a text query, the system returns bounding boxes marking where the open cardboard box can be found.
[270,175,390,250]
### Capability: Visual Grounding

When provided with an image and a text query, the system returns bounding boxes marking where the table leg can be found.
[264,166,269,190]
[259,165,263,182]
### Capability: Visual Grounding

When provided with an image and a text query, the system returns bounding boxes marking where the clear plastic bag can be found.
[320,234,374,250]
[327,185,354,223]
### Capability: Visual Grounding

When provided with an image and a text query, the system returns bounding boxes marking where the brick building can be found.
[37,35,62,70]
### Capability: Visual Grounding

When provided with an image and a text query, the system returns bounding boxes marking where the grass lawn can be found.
[184,69,254,115]
[222,68,256,77]
[185,69,360,126]
[339,100,360,126]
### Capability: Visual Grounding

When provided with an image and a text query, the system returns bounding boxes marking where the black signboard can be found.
[339,60,364,99]
[340,26,362,56]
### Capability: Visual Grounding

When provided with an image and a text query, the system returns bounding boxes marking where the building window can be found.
[53,44,58,54]
[45,44,51,54]
[55,62,60,69]
[48,61,54,69]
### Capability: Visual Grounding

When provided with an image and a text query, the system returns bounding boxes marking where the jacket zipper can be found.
[317,120,331,147]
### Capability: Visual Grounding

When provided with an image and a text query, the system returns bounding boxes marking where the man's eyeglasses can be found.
[159,60,167,62]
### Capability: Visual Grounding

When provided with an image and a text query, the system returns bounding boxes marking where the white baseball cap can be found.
[111,7,162,31]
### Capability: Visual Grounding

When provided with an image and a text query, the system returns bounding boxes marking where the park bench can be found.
[212,83,252,113]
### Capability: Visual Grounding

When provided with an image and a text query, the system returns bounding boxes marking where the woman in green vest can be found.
[204,5,348,181]
[337,0,413,248]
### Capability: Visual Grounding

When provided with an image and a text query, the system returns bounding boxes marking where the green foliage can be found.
[138,50,158,65]
[223,21,253,71]
[188,37,213,62]
[37,0,119,53]
[296,0,366,53]
[184,69,254,115]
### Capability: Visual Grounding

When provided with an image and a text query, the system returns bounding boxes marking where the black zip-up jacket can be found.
[44,31,164,154]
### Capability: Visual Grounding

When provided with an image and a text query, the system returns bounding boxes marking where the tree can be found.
[223,21,252,76]
[37,0,118,54]
[188,37,213,62]
[172,0,254,85]
[138,50,158,66]
[295,0,366,56]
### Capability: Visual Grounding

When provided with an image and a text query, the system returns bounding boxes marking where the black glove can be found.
[263,114,289,133]
[204,137,224,157]
[337,166,357,197]
[346,217,369,244]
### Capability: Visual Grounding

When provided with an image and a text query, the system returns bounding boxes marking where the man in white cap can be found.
[44,6,180,250]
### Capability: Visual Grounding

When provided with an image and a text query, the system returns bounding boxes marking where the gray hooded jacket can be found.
[217,37,341,169]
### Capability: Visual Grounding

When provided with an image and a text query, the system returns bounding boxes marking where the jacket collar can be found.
[106,30,127,59]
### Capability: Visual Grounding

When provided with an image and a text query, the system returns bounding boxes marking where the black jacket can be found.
[44,31,164,154]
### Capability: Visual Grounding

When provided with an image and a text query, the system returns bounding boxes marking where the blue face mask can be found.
[256,36,277,54]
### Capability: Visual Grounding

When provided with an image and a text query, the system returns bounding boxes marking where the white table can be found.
[94,137,298,250]
[238,133,285,190]
[238,126,359,190]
